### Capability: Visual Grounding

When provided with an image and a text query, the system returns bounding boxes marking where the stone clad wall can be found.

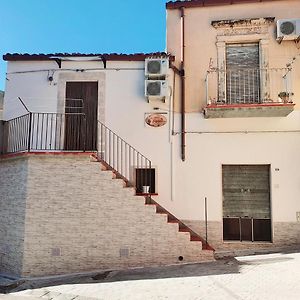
[0,157,28,275]
[0,154,213,277]
[1,153,299,276]
[184,220,300,251]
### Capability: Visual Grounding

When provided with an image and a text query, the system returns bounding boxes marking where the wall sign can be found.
[145,113,167,127]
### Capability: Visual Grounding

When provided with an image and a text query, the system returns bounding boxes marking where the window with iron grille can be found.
[225,43,260,104]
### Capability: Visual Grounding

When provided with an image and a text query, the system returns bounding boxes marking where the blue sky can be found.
[0,0,168,90]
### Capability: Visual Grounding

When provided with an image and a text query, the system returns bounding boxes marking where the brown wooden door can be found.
[65,82,98,151]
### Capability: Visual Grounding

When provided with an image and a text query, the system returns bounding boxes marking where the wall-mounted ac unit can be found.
[277,19,300,41]
[145,58,169,77]
[145,80,168,98]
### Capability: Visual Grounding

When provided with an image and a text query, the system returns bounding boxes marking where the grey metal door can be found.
[222,165,271,242]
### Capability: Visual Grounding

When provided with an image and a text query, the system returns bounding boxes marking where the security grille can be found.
[226,43,260,103]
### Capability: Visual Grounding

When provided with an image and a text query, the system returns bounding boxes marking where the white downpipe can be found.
[169,72,175,202]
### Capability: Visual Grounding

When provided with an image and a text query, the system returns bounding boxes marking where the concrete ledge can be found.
[0,151,96,161]
[204,103,295,118]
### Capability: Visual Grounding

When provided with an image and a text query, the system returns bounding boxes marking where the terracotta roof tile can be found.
[3,52,174,62]
[166,0,281,9]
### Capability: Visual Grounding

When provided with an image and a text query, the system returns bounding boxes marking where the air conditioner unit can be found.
[145,80,168,98]
[277,19,300,41]
[145,58,169,77]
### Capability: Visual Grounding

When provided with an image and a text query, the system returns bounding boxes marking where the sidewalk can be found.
[1,251,300,300]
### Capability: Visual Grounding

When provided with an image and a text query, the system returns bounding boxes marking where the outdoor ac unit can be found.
[145,58,169,77]
[277,19,300,40]
[145,80,168,98]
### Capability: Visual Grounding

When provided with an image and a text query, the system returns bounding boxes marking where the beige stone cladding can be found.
[0,154,214,277]
[184,220,300,251]
[0,156,28,275]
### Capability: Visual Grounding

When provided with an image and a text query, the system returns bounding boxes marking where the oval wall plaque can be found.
[145,114,167,128]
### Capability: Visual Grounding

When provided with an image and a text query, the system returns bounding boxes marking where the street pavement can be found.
[1,251,300,300]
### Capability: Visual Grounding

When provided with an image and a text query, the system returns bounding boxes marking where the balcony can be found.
[204,68,295,118]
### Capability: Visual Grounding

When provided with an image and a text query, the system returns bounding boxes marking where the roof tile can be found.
[3,52,174,62]
[166,0,281,9]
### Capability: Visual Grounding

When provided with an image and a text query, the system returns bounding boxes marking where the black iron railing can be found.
[1,112,87,154]
[205,67,293,105]
[98,121,153,192]
[2,113,31,153]
[0,111,154,193]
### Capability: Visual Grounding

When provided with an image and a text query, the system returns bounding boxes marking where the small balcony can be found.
[204,68,295,118]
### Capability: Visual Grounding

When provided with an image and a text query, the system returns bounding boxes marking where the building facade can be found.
[0,0,299,277]
[166,0,300,249]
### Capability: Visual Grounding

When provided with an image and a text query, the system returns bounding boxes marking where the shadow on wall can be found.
[0,91,4,153]
[0,91,3,120]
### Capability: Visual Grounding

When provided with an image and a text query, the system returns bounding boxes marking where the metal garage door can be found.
[222,165,271,242]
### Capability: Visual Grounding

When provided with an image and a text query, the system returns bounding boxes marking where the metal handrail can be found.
[97,120,153,192]
[206,67,293,105]
[1,112,154,193]
[2,112,87,154]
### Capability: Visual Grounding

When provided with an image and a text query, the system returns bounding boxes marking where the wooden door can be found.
[65,82,98,151]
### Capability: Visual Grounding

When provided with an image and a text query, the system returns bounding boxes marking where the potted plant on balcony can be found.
[278,92,294,103]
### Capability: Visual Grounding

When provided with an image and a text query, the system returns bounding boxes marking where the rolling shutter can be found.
[222,165,270,219]
[222,165,271,242]
[226,43,260,103]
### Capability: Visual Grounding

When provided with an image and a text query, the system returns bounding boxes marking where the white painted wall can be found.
[3,58,300,227]
[3,59,173,210]
[170,119,300,223]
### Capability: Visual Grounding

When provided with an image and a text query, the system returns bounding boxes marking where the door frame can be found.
[57,72,106,151]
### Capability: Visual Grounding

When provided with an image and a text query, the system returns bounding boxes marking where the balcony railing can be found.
[1,112,87,153]
[205,67,293,105]
[0,111,153,193]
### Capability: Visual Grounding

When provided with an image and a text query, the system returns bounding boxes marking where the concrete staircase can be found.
[145,197,214,249]
[89,155,215,268]
[92,153,215,252]
[0,152,215,278]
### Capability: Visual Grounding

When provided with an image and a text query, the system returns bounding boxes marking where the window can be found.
[213,18,273,105]
[225,43,260,104]
[135,168,156,194]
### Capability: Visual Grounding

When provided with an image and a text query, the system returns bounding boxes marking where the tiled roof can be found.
[3,52,174,61]
[166,0,281,9]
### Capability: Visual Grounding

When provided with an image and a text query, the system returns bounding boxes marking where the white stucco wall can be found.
[3,59,173,212]
[3,56,300,228]
[170,122,300,223]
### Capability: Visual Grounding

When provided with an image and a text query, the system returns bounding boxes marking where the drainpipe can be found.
[169,7,186,161]
[180,7,186,162]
